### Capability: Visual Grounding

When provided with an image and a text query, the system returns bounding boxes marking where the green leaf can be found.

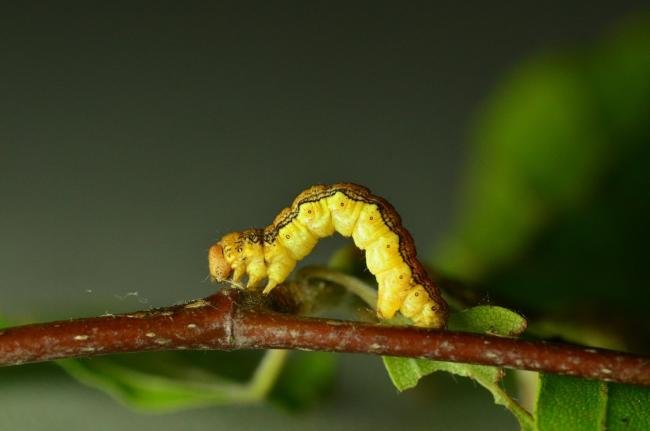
[383,306,526,390]
[606,383,650,431]
[536,374,650,431]
[57,350,287,412]
[448,304,527,336]
[383,306,533,430]
[57,349,336,413]
[536,374,607,431]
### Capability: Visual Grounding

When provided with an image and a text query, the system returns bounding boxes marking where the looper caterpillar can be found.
[208,183,448,328]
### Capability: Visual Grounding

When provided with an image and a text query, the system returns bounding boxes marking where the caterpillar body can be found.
[208,183,448,328]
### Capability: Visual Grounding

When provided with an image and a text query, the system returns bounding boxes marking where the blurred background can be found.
[1,2,648,430]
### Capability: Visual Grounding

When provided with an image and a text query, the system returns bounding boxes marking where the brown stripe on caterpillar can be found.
[208,183,448,328]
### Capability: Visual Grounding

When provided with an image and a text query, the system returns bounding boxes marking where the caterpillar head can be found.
[209,230,260,282]
[209,231,247,281]
[208,242,232,281]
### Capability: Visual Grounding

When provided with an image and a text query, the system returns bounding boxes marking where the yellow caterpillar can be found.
[208,183,448,328]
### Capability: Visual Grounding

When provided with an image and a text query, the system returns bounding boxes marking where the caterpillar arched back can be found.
[208,183,448,328]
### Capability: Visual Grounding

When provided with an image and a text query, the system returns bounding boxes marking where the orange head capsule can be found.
[208,243,232,281]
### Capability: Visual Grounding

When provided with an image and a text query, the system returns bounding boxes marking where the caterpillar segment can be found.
[208,183,448,328]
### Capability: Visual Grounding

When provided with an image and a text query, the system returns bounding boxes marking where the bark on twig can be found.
[0,289,648,386]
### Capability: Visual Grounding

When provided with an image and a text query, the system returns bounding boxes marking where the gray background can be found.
[0,2,645,430]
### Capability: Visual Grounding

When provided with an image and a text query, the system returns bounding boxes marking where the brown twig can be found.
[0,289,648,386]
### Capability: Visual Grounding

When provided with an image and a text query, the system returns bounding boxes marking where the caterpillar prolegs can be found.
[208,183,448,328]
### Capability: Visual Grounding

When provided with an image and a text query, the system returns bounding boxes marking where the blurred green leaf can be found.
[536,375,650,431]
[270,351,336,411]
[58,350,285,412]
[528,319,626,351]
[434,52,609,283]
[433,16,650,336]
[327,244,366,275]
[383,306,533,430]
[58,349,335,413]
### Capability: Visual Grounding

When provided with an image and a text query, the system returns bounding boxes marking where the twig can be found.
[0,289,648,386]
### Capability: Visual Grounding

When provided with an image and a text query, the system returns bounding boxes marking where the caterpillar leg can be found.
[261,258,296,293]
[232,265,246,283]
[262,279,279,294]
[247,273,265,289]
[244,244,268,289]
[400,285,446,328]
[263,234,297,294]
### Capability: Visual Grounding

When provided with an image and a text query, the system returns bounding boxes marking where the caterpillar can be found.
[208,183,448,328]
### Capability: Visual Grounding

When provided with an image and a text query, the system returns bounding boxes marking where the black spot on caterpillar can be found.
[209,183,448,328]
